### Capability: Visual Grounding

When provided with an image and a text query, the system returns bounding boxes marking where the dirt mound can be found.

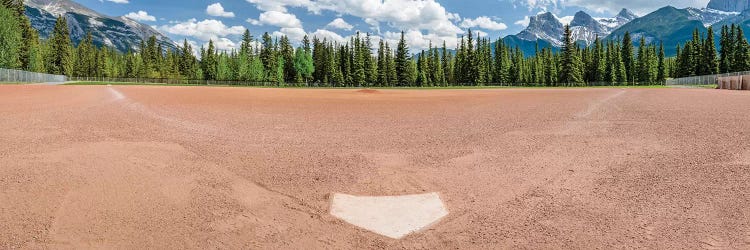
[355,89,380,94]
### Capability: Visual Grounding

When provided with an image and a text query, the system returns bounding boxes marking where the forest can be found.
[1,1,749,87]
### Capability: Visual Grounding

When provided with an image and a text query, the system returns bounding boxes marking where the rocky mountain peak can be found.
[24,0,176,53]
[707,0,750,13]
[616,8,638,22]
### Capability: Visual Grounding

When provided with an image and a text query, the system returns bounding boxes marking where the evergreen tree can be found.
[260,32,275,81]
[559,25,583,85]
[201,40,218,80]
[703,26,718,75]
[395,31,410,86]
[48,15,73,75]
[279,35,296,83]
[657,42,666,83]
[734,26,749,72]
[719,25,731,73]
[0,4,21,69]
[621,31,634,84]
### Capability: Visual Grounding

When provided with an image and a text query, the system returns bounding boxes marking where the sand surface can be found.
[1,85,749,248]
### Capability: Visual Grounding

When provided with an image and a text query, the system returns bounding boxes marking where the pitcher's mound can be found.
[355,89,380,94]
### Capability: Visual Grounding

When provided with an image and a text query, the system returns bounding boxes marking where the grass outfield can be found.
[64,81,671,89]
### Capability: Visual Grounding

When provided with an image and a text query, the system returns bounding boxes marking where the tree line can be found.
[2,2,749,86]
[671,24,750,78]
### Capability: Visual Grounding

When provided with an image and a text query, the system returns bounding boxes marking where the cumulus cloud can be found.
[515,16,530,27]
[206,3,235,18]
[557,15,574,25]
[383,30,457,52]
[258,11,303,28]
[212,37,238,51]
[273,27,308,42]
[326,18,353,31]
[245,0,311,12]
[460,16,508,31]
[243,0,463,50]
[124,11,155,22]
[309,29,347,43]
[158,19,246,41]
[471,30,489,37]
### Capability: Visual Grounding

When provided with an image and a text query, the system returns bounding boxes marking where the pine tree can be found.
[0,4,22,69]
[621,31,634,84]
[559,25,583,85]
[395,31,410,86]
[48,15,73,75]
[201,40,218,80]
[377,39,387,86]
[260,32,275,81]
[657,42,666,84]
[442,41,452,86]
[719,25,731,73]
[386,42,397,86]
[279,36,296,83]
[364,33,377,86]
[703,26,718,75]
[636,36,649,83]
[734,26,749,72]
[352,32,366,86]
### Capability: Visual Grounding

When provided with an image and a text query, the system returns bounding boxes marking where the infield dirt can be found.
[1,85,749,249]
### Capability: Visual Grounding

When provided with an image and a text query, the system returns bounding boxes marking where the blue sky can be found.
[74,0,711,51]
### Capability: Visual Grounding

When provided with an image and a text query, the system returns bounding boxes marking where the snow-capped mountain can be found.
[516,12,565,46]
[707,0,750,13]
[24,0,176,52]
[515,9,638,47]
[686,7,740,27]
[596,9,638,30]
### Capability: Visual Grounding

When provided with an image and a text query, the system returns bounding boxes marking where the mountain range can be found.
[18,0,750,57]
[505,0,750,56]
[24,0,176,52]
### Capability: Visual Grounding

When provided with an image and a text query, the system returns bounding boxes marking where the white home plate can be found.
[330,192,448,239]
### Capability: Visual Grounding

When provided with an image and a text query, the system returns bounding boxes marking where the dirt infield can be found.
[1,85,749,248]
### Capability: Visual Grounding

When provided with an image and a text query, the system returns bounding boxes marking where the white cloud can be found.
[313,0,461,35]
[557,15,574,25]
[212,37,238,51]
[244,0,462,50]
[364,18,380,33]
[309,29,347,43]
[245,0,311,12]
[158,19,246,41]
[273,27,308,42]
[469,30,489,37]
[124,11,155,22]
[206,3,235,18]
[326,18,353,31]
[460,16,508,31]
[258,11,303,28]
[103,0,129,4]
[383,29,458,52]
[246,18,261,25]
[515,16,530,27]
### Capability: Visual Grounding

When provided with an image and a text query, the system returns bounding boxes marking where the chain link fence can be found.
[666,71,750,86]
[0,68,67,83]
[68,77,292,87]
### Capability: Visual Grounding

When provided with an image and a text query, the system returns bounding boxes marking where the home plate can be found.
[330,192,448,239]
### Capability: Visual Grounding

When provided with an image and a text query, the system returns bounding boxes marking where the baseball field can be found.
[1,85,748,248]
